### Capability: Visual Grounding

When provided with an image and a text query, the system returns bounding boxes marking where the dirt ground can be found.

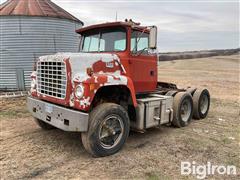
[0,55,239,180]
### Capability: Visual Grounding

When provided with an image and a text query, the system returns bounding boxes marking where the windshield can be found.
[80,27,127,52]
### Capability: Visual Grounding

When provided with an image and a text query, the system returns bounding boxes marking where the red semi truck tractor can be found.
[27,20,210,157]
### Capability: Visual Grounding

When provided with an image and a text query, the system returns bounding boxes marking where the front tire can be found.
[81,103,130,157]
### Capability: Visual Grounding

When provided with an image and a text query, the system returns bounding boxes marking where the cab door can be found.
[128,30,157,93]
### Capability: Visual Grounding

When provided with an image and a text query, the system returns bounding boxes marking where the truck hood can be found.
[39,52,122,82]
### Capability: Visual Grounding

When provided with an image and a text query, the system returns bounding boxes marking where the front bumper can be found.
[27,97,89,132]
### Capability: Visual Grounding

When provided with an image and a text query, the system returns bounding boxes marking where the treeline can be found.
[158,48,240,61]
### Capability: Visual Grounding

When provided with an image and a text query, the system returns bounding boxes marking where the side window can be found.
[138,37,148,51]
[131,30,149,53]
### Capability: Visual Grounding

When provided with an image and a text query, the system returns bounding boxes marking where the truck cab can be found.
[76,21,158,93]
[27,20,210,157]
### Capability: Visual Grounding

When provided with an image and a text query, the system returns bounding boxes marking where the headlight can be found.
[31,79,36,89]
[75,85,84,99]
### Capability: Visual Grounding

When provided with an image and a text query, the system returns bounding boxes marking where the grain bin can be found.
[0,0,84,90]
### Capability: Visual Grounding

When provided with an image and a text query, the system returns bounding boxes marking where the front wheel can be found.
[81,103,130,157]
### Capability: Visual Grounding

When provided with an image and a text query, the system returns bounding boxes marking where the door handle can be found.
[128,59,132,64]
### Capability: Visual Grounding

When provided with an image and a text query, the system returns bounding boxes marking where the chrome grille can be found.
[37,61,67,99]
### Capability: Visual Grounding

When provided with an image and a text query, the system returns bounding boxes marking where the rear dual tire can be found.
[171,88,210,127]
[192,88,210,119]
[172,92,193,128]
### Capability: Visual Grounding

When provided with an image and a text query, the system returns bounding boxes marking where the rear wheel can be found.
[81,103,130,157]
[172,92,193,128]
[193,88,210,119]
[34,118,55,130]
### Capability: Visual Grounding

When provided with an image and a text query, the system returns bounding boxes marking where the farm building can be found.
[0,0,84,90]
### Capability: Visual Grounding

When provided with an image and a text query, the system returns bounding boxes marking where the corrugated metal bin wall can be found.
[0,16,82,90]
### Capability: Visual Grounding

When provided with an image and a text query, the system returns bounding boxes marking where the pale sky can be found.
[53,0,240,52]
[1,0,240,52]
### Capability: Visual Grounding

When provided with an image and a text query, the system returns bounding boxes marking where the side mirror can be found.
[149,26,157,49]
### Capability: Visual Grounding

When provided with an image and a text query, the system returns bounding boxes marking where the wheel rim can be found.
[99,115,124,149]
[180,99,192,122]
[200,94,209,114]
